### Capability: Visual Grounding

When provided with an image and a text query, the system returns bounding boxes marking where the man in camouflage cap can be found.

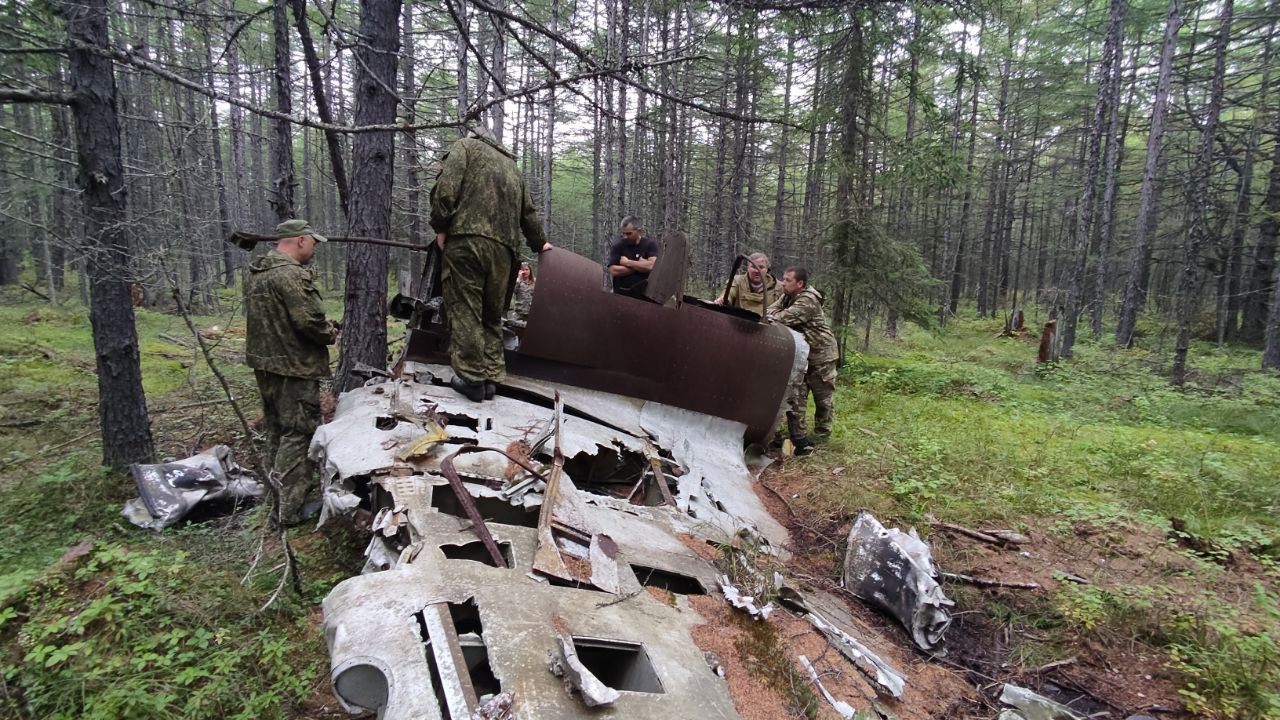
[244,218,338,526]
[767,266,839,455]
[431,124,551,402]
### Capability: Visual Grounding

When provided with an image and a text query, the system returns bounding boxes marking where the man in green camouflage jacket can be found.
[431,125,550,402]
[767,266,839,454]
[245,219,338,526]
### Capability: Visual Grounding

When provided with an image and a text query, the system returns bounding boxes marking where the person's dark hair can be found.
[619,215,642,231]
[785,266,809,285]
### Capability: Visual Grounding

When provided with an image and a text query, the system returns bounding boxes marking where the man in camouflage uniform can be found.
[506,262,535,326]
[716,251,780,317]
[767,266,839,455]
[244,219,338,526]
[431,125,550,402]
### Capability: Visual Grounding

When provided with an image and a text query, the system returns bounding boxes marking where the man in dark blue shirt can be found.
[605,215,659,297]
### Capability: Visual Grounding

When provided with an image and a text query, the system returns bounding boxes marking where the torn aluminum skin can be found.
[315,368,789,719]
[998,684,1085,720]
[123,445,263,530]
[841,511,954,652]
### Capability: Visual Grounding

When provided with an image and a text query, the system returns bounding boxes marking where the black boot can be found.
[450,374,486,402]
[484,381,496,400]
[792,436,816,456]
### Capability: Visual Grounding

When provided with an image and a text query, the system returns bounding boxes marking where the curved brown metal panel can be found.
[512,249,795,441]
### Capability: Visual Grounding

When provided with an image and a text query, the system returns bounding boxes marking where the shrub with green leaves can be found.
[0,544,320,720]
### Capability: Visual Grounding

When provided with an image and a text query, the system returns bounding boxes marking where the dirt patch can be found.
[757,462,1210,718]
[688,595,802,720]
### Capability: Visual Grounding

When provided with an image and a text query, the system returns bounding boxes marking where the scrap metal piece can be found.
[643,231,688,307]
[423,602,479,719]
[123,445,263,530]
[640,439,677,506]
[469,692,513,719]
[438,443,551,569]
[806,612,906,698]
[799,655,855,719]
[531,395,621,594]
[404,248,799,442]
[550,634,620,708]
[717,575,774,620]
[842,511,954,652]
[999,684,1085,720]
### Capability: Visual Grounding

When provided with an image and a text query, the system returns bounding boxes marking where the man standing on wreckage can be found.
[430,123,552,402]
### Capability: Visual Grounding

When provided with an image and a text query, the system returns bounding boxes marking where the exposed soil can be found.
[752,460,1277,719]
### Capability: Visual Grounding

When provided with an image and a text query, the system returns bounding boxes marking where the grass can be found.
[0,287,354,719]
[3,284,1279,718]
[798,315,1280,718]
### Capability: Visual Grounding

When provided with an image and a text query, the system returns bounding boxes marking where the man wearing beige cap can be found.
[244,219,338,527]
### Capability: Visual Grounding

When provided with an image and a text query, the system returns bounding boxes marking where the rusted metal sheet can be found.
[531,395,621,593]
[402,248,797,442]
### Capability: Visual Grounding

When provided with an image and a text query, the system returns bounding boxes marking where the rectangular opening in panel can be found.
[441,540,514,569]
[415,598,502,717]
[430,484,540,528]
[630,564,707,595]
[571,637,664,694]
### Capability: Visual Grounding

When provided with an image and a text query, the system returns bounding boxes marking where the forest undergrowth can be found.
[0,292,1278,718]
[0,294,357,719]
[789,316,1280,718]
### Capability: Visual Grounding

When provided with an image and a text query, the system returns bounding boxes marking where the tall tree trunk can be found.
[1061,0,1124,358]
[1116,0,1183,348]
[61,0,155,468]
[335,0,402,392]
[292,0,351,219]
[1091,23,1134,339]
[1253,98,1280,361]
[270,0,295,222]
[948,30,983,318]
[771,29,796,262]
[1243,90,1280,341]
[1171,0,1233,385]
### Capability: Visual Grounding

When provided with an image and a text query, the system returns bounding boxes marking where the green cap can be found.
[275,218,328,243]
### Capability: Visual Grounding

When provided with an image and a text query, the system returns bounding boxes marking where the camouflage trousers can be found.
[786,359,838,440]
[442,235,513,383]
[255,370,320,525]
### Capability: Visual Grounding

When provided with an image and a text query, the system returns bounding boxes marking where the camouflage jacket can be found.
[430,136,547,255]
[244,251,334,378]
[767,286,839,365]
[726,272,780,317]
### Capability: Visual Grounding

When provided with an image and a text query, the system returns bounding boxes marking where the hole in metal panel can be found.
[414,599,502,714]
[563,444,647,486]
[441,540,514,569]
[446,414,479,431]
[630,564,707,595]
[430,484,540,528]
[571,637,665,694]
[333,663,389,711]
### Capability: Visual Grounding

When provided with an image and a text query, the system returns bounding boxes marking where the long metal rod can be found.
[227,229,429,252]
[719,254,748,306]
[437,444,553,569]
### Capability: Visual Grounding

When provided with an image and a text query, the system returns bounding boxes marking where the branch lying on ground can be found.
[941,572,1040,590]
[930,518,1030,547]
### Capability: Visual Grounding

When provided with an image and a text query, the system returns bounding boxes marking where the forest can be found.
[2,0,1280,442]
[1,0,1280,717]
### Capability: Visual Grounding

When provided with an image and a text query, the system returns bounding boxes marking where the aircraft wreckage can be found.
[312,242,926,719]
